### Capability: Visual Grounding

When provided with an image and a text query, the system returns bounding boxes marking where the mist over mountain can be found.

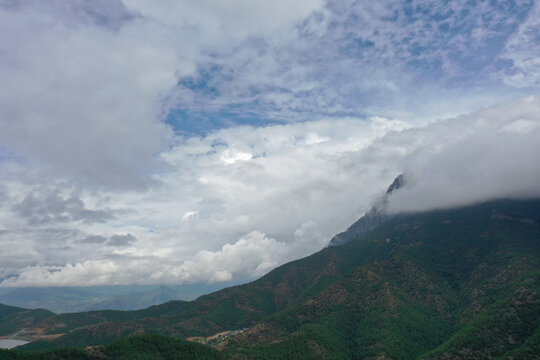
[0,287,98,313]
[0,197,537,359]
[1,0,540,288]
[328,174,404,247]
[385,97,540,214]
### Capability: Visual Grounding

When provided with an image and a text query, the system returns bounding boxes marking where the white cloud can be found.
[1,0,539,287]
[174,0,537,123]
[0,0,536,193]
[168,231,290,283]
[121,0,324,39]
[220,150,253,165]
[387,96,540,213]
[0,3,179,189]
[0,260,120,287]
[166,223,325,284]
[500,1,540,88]
[181,211,199,222]
[0,115,408,286]
[0,0,325,189]
[2,97,540,286]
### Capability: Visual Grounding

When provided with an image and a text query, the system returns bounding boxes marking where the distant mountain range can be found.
[86,285,181,311]
[1,190,539,359]
[0,287,105,313]
[0,283,235,314]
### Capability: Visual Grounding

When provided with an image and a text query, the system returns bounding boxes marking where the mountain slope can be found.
[328,174,403,247]
[224,199,540,359]
[14,199,540,360]
[20,221,390,348]
[1,334,222,360]
[20,242,370,349]
[0,303,55,337]
[0,284,231,314]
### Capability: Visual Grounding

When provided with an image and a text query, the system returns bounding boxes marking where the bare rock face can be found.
[385,174,404,194]
[327,174,404,247]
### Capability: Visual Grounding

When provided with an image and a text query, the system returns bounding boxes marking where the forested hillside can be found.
[3,199,539,359]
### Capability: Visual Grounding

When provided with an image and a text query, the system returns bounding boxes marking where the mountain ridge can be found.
[327,174,404,247]
[0,303,55,338]
[0,283,235,314]
[224,198,540,358]
[9,198,538,360]
[1,196,538,359]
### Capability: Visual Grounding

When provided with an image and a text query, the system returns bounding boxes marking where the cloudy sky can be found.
[0,0,539,287]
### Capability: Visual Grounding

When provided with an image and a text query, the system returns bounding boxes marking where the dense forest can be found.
[1,334,222,359]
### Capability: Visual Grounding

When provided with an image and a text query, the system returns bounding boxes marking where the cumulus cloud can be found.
[0,0,539,287]
[0,260,120,287]
[0,0,537,192]
[0,1,179,189]
[0,225,324,286]
[3,97,540,286]
[0,0,324,189]
[0,115,407,286]
[166,222,325,284]
[169,231,293,283]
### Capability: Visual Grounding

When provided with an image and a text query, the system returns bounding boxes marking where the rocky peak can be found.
[327,174,404,247]
[386,174,404,194]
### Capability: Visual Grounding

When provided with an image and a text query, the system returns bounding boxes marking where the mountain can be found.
[327,174,404,247]
[0,287,104,313]
[0,303,55,337]
[8,197,538,360]
[225,199,540,359]
[86,286,182,311]
[0,283,234,314]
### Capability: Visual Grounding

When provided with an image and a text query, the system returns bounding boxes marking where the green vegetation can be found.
[0,303,55,337]
[3,199,539,359]
[103,334,222,359]
[0,348,93,360]
[0,334,222,359]
[421,276,540,359]
[224,199,540,359]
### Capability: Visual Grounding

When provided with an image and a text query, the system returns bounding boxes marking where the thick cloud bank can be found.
[387,96,540,213]
[0,0,324,189]
[1,97,540,286]
[1,0,540,287]
[0,116,406,286]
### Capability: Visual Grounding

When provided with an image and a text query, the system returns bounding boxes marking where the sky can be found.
[0,0,539,287]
